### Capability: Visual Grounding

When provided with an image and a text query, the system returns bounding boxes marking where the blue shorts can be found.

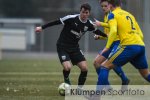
[108,45,148,69]
[100,40,120,58]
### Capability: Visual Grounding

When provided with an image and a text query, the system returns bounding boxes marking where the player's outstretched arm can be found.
[99,22,109,27]
[93,29,107,38]
[41,20,62,29]
[94,19,109,28]
[35,20,62,33]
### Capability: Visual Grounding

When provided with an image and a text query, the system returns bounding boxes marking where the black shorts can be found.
[57,46,86,65]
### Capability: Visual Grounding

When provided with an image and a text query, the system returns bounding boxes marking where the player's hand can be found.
[94,35,107,40]
[94,34,100,40]
[93,19,101,27]
[35,26,42,33]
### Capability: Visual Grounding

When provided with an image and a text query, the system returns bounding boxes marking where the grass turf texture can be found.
[0,58,149,100]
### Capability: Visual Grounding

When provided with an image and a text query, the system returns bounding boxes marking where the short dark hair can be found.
[107,0,121,7]
[100,0,108,4]
[80,3,91,12]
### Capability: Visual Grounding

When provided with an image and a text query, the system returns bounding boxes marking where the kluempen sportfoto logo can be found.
[65,85,150,100]
[70,88,145,97]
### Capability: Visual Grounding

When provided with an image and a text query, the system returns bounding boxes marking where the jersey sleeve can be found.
[60,15,78,25]
[106,13,117,48]
[94,29,107,37]
[87,20,96,31]
[41,20,62,29]
[100,22,109,28]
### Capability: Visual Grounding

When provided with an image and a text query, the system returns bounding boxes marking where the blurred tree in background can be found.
[0,0,69,19]
[0,0,37,18]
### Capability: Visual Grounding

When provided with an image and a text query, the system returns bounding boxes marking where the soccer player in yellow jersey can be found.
[93,0,129,88]
[97,0,150,89]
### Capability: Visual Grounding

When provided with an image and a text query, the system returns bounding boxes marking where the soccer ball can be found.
[58,83,71,96]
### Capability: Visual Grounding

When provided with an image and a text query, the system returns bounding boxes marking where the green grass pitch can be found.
[0,58,149,100]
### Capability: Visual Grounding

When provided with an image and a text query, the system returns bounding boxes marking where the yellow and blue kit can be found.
[99,13,120,59]
[107,7,148,69]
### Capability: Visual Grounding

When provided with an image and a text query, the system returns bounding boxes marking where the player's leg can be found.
[110,42,129,85]
[97,46,133,88]
[93,53,106,75]
[93,51,111,88]
[113,66,130,91]
[94,43,129,85]
[113,67,130,85]
[70,49,87,88]
[77,61,88,88]
[93,46,129,99]
[57,46,72,85]
[138,69,150,82]
[62,61,72,85]
[97,59,114,85]
[94,47,113,77]
[132,62,150,82]
[130,46,150,82]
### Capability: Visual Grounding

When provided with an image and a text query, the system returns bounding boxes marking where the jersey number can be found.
[126,16,136,30]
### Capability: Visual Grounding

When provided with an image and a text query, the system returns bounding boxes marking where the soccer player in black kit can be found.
[35,3,107,89]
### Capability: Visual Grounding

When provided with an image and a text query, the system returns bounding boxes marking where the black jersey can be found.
[41,14,107,49]
[57,14,95,48]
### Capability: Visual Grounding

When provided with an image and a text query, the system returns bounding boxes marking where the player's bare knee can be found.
[63,65,71,71]
[77,61,88,71]
[80,65,88,72]
[101,60,114,69]
[63,67,71,71]
[93,60,100,69]
[81,67,88,72]
[62,61,72,71]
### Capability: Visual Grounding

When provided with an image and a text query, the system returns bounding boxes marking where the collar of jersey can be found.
[78,15,87,23]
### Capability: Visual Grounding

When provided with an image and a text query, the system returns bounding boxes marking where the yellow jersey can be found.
[103,14,109,34]
[100,13,120,41]
[106,7,144,48]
